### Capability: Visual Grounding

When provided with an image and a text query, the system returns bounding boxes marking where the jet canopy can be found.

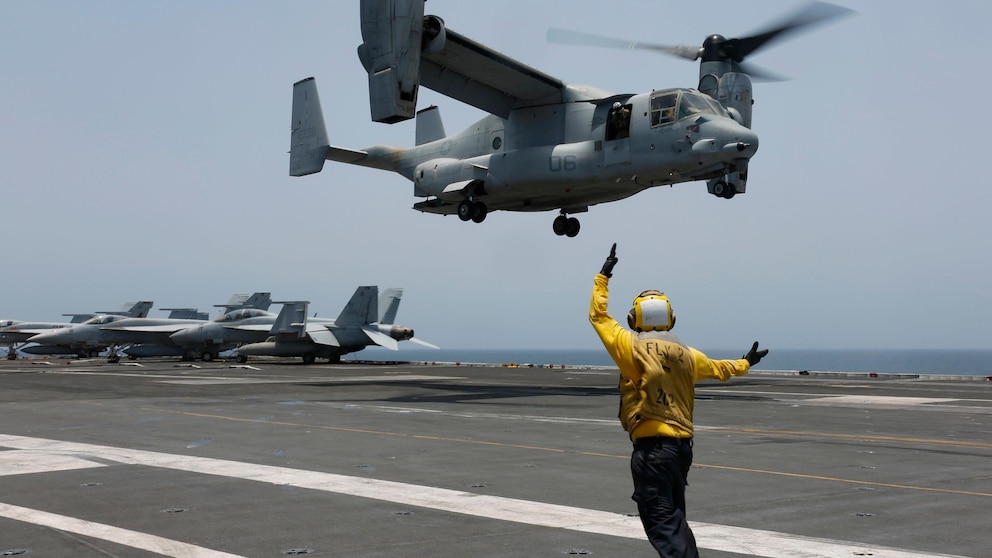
[649,89,727,127]
[81,315,127,326]
[215,308,270,322]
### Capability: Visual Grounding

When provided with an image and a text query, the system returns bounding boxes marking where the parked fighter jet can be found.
[236,286,437,364]
[1,301,152,360]
[24,293,270,362]
[170,288,405,362]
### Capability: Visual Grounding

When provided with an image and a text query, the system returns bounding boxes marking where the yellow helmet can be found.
[627,290,675,332]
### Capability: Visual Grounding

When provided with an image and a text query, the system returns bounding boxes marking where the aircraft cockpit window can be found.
[650,93,679,127]
[651,91,724,127]
[678,92,725,119]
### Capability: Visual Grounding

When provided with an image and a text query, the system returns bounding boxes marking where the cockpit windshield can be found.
[215,308,268,322]
[649,89,725,127]
[83,314,125,325]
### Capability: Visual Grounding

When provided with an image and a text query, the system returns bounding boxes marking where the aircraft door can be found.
[604,103,631,167]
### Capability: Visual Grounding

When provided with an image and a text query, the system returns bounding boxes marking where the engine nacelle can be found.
[358,0,425,124]
[382,325,414,342]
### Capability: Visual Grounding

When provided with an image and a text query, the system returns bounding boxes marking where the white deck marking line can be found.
[0,502,245,558]
[0,434,968,558]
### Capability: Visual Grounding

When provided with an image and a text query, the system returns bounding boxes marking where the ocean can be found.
[358,347,992,377]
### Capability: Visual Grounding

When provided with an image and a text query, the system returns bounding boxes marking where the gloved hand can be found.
[743,341,768,366]
[600,243,618,277]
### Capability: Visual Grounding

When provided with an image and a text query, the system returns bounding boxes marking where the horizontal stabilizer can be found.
[362,326,399,350]
[408,337,440,350]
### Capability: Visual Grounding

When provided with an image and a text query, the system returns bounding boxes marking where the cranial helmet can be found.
[627,290,675,332]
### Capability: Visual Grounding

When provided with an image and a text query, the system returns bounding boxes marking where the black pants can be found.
[630,436,698,558]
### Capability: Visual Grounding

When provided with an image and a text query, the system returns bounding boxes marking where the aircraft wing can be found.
[420,24,565,118]
[103,325,192,334]
[307,324,340,348]
[224,324,275,332]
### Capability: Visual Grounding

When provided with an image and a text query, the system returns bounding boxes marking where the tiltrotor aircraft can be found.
[290,0,849,236]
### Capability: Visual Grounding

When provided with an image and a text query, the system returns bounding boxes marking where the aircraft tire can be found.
[7,352,17,360]
[565,217,580,238]
[457,200,474,221]
[552,215,567,236]
[201,351,213,362]
[302,353,316,365]
[235,354,248,364]
[471,202,488,223]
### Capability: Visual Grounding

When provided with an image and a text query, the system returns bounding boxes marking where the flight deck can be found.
[0,358,988,557]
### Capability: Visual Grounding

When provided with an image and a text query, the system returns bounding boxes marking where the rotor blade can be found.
[736,61,786,83]
[727,1,854,61]
[547,28,701,61]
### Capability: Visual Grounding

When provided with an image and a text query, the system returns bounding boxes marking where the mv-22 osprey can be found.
[290,1,849,237]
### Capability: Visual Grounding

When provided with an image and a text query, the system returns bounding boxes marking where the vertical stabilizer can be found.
[271,302,310,337]
[415,106,446,145]
[378,288,403,324]
[336,286,378,326]
[290,78,331,176]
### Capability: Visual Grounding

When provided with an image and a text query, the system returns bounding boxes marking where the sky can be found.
[2,1,990,351]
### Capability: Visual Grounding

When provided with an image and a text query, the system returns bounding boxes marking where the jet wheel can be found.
[713,181,735,199]
[302,353,316,365]
[235,354,248,364]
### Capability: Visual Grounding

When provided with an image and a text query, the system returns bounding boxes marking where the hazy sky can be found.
[2,1,990,351]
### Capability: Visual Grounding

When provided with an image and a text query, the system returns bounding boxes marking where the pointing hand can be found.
[601,243,618,278]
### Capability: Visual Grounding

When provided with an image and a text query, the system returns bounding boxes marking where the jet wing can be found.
[420,24,565,118]
[224,324,275,332]
[103,325,193,334]
[307,324,340,348]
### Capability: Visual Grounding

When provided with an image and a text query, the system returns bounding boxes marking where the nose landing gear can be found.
[553,213,580,237]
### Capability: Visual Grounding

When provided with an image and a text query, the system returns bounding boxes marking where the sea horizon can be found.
[357,347,992,377]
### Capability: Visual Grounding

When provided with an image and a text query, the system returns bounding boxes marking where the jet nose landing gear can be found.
[552,213,580,237]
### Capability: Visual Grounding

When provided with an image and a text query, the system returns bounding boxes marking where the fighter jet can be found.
[1,301,152,360]
[169,288,405,362]
[235,286,437,364]
[24,293,270,362]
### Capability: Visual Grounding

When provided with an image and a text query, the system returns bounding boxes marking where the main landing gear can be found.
[457,199,488,223]
[552,213,580,237]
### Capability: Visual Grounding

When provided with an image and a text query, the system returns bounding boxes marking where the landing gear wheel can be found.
[302,353,316,365]
[201,351,214,362]
[457,199,474,221]
[471,201,488,223]
[553,215,567,236]
[327,354,341,364]
[564,217,580,237]
[107,355,120,364]
[235,354,247,364]
[713,181,735,199]
[7,352,16,360]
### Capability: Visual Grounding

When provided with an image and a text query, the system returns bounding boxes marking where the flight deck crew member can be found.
[589,243,768,558]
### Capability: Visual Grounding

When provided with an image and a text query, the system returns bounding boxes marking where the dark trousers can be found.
[630,436,698,558]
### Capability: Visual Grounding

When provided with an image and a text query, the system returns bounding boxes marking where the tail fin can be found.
[215,292,272,314]
[378,288,403,324]
[290,77,331,176]
[415,106,446,145]
[270,301,309,337]
[111,301,153,318]
[336,286,378,326]
[241,292,272,311]
[162,308,208,320]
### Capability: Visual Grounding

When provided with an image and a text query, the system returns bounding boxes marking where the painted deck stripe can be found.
[0,434,968,558]
[0,502,245,558]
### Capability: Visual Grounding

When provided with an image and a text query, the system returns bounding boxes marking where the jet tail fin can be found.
[378,288,403,324]
[110,301,153,318]
[336,286,378,326]
[415,106,446,145]
[290,77,331,176]
[270,301,310,337]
